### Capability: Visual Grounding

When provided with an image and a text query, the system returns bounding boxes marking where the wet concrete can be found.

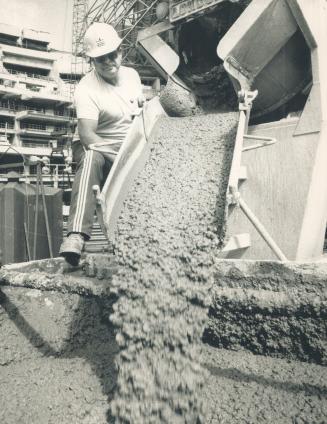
[159,77,202,117]
[203,345,327,423]
[0,285,118,424]
[205,259,327,365]
[108,112,238,422]
[0,256,119,296]
[1,255,327,423]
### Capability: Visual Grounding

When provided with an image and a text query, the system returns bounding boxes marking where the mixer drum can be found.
[251,30,312,117]
[218,0,313,118]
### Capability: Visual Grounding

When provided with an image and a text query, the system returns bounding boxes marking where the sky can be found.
[0,0,73,51]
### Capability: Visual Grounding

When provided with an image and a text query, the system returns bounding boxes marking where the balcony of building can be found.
[4,67,55,86]
[21,27,51,52]
[20,138,67,151]
[20,85,72,105]
[0,79,72,105]
[0,138,52,158]
[0,64,72,105]
[20,140,68,157]
[0,67,17,81]
[0,81,70,104]
[0,43,54,70]
[0,76,22,100]
[0,23,50,49]
[0,101,18,117]
[21,139,54,148]
[16,109,72,123]
[0,23,21,47]
[0,132,12,146]
[19,122,54,137]
[0,120,15,134]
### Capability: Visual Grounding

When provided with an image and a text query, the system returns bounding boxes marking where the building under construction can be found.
[0,23,77,183]
[0,1,327,423]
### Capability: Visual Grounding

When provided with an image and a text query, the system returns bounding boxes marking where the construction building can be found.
[0,22,81,187]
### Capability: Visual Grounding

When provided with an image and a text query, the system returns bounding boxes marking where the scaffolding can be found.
[71,0,88,95]
[71,0,161,74]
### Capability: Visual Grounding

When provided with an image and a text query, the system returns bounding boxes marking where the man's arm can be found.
[78,118,105,148]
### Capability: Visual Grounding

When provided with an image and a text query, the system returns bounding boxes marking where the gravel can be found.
[108,112,238,422]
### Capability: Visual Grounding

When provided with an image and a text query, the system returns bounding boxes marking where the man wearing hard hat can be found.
[59,22,144,266]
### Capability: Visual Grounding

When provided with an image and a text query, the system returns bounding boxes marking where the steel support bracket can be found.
[242,134,277,152]
[238,89,258,111]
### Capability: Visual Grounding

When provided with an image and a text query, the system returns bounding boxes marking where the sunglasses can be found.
[94,48,122,64]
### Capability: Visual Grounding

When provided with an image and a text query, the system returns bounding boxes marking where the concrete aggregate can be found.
[206,260,327,364]
[0,286,119,424]
[213,258,327,292]
[203,345,327,424]
[159,78,202,117]
[108,112,238,422]
[1,280,326,423]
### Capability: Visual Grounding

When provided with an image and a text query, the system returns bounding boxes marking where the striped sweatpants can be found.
[67,142,112,239]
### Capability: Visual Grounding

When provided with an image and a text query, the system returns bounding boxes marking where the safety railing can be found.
[20,124,52,133]
[54,110,71,117]
[23,106,45,113]
[0,100,17,110]
[0,122,14,129]
[5,68,51,82]
[0,106,16,113]
[21,142,52,148]
[19,107,71,118]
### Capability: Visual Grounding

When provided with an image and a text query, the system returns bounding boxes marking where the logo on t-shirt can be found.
[96,37,105,47]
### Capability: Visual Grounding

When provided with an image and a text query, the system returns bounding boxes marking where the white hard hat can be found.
[84,23,122,58]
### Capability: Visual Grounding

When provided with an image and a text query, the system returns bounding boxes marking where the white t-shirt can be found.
[74,66,142,151]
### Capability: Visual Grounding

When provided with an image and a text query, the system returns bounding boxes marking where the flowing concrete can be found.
[159,78,201,117]
[106,112,238,422]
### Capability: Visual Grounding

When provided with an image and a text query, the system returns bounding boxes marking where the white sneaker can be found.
[59,233,85,266]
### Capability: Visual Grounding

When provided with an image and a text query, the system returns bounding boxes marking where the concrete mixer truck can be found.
[95,0,327,262]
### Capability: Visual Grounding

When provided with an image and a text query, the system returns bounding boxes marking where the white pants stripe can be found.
[72,150,93,233]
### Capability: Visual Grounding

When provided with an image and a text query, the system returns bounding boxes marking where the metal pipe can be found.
[228,109,247,191]
[243,134,277,142]
[33,163,40,260]
[40,173,53,259]
[242,140,276,152]
[24,222,31,261]
[239,197,288,261]
[242,134,277,151]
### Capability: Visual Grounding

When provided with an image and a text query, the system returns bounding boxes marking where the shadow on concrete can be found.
[205,364,327,397]
[0,289,119,423]
[0,289,58,357]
